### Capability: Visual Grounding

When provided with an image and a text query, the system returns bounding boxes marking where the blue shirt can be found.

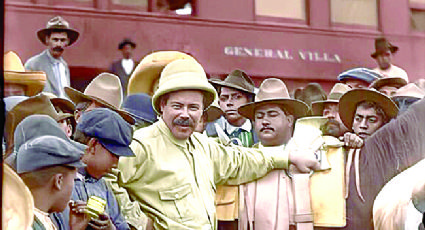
[54,168,130,230]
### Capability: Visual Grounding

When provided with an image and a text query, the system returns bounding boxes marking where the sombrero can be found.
[4,51,46,96]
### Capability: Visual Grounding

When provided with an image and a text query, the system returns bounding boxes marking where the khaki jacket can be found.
[106,119,289,229]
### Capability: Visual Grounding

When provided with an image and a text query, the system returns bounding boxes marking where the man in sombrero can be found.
[25,16,79,98]
[371,37,409,82]
[336,88,419,230]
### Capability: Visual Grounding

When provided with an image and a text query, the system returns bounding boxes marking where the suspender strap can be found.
[292,173,314,230]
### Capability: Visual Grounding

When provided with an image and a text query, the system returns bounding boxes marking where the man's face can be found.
[160,90,204,140]
[344,79,369,89]
[121,44,134,59]
[378,85,398,97]
[376,50,392,70]
[46,32,69,59]
[254,104,293,146]
[55,168,77,212]
[219,87,250,126]
[321,103,348,137]
[352,105,384,140]
[86,141,119,179]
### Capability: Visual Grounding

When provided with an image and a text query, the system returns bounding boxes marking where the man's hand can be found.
[341,132,364,149]
[69,200,90,230]
[288,150,320,173]
[88,213,116,230]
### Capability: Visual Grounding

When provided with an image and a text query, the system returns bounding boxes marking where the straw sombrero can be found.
[4,51,46,96]
[338,89,399,130]
[127,51,196,96]
[238,78,309,120]
[2,164,34,230]
[65,73,134,124]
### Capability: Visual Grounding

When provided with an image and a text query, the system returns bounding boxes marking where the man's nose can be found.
[325,112,336,120]
[359,119,368,129]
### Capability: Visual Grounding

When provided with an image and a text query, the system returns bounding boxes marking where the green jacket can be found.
[107,119,289,229]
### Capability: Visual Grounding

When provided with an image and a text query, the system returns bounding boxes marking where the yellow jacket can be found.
[106,119,289,229]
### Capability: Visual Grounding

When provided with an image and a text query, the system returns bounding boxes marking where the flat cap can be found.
[16,135,85,173]
[337,68,382,84]
[77,108,134,157]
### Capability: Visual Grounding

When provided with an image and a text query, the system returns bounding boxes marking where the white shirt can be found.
[374,64,409,82]
[121,59,135,75]
[224,119,252,135]
[34,208,57,230]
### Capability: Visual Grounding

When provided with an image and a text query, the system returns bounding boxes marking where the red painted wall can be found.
[4,1,425,93]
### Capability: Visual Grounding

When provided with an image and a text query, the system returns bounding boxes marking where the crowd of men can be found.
[3,15,425,230]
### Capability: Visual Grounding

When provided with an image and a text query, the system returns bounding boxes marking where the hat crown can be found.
[46,16,70,29]
[370,77,408,90]
[328,83,351,100]
[159,59,207,84]
[4,51,25,72]
[255,78,291,102]
[122,93,157,123]
[84,73,123,108]
[338,67,382,84]
[392,83,425,99]
[223,70,255,93]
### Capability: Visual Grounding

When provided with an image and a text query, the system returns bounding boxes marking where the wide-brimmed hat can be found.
[209,69,255,95]
[337,68,382,84]
[4,94,66,156]
[392,83,425,99]
[121,93,157,124]
[118,38,136,50]
[238,78,309,120]
[371,37,399,58]
[37,16,79,46]
[369,77,407,90]
[127,51,196,96]
[338,89,399,130]
[205,99,223,123]
[311,83,351,116]
[65,73,134,124]
[152,59,217,114]
[4,51,46,96]
[2,164,34,230]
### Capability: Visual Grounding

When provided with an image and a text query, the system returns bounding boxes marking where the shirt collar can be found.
[45,49,63,64]
[157,118,189,148]
[225,119,252,134]
[76,167,99,182]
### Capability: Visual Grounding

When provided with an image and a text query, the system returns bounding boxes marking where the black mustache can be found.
[320,119,342,137]
[260,126,274,132]
[53,47,64,52]
[173,119,192,126]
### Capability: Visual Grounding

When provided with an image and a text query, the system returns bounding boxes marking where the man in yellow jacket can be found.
[106,56,320,229]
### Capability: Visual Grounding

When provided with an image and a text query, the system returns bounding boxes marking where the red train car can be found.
[5,0,425,92]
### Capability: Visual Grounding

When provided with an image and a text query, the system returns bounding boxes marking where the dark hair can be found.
[19,165,75,189]
[356,101,389,124]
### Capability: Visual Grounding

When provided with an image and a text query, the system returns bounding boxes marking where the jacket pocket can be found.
[159,183,194,221]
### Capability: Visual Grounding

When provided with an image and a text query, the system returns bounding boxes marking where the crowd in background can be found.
[3,15,425,230]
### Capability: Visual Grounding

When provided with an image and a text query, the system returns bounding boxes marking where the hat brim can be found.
[37,28,79,46]
[338,89,399,130]
[205,106,223,123]
[370,77,407,90]
[65,87,135,124]
[100,141,135,157]
[371,46,399,58]
[238,99,309,121]
[4,71,47,96]
[51,98,75,113]
[210,80,256,95]
[311,100,339,116]
[124,108,157,124]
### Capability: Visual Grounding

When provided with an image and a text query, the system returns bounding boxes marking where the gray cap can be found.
[5,115,86,170]
[77,108,134,157]
[16,135,85,174]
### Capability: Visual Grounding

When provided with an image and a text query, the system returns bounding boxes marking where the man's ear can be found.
[53,173,64,190]
[287,114,294,128]
[86,138,97,156]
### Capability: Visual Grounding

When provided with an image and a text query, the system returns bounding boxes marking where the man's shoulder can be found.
[25,51,48,65]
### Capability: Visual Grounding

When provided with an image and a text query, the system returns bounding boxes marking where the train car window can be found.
[331,0,378,27]
[255,0,306,20]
